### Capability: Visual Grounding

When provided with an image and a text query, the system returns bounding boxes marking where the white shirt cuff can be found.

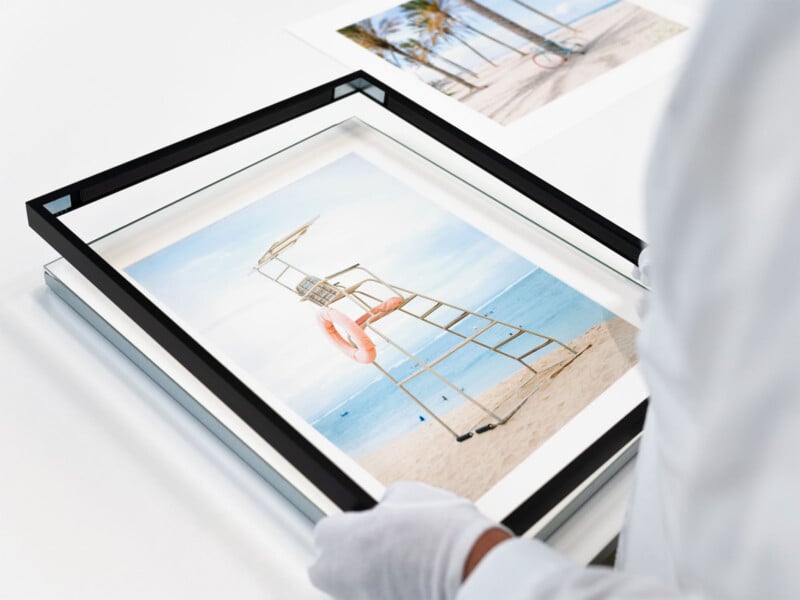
[457,538,576,600]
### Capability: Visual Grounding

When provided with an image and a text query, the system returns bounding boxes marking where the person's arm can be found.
[309,482,694,600]
[463,1,800,598]
[309,2,800,598]
[459,538,698,600]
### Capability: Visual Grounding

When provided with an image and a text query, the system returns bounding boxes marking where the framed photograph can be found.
[28,73,647,535]
[290,0,697,154]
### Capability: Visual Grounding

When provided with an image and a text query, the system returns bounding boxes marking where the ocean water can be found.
[311,269,614,458]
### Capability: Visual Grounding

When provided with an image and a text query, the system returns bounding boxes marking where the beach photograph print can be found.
[338,0,686,125]
[126,153,638,500]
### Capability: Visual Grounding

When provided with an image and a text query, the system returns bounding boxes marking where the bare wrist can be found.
[463,528,513,581]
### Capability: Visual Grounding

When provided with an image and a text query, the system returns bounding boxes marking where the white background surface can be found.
[0,0,692,597]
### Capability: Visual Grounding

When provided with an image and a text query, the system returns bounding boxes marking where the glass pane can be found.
[57,97,646,519]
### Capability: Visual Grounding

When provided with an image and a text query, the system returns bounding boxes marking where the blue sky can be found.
[127,153,537,417]
[352,0,620,76]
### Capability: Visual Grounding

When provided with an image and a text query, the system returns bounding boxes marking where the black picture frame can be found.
[26,71,647,535]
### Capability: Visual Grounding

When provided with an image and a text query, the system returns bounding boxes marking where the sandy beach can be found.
[445,1,686,125]
[357,316,638,500]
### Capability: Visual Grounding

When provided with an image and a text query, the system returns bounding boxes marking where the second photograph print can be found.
[339,0,686,125]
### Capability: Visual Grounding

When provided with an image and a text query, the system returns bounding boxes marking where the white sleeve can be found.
[457,540,699,600]
[466,0,800,598]
[633,1,800,597]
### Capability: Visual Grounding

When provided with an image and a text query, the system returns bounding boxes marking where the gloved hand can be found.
[632,245,652,319]
[632,244,652,287]
[308,481,505,600]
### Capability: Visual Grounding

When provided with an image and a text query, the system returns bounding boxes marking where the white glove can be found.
[308,481,502,600]
[632,245,652,319]
[632,244,652,287]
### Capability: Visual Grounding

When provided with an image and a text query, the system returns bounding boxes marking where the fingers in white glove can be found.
[309,482,502,600]
[632,245,652,320]
[632,245,652,287]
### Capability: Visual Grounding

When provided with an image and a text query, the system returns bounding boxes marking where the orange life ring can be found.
[317,307,377,364]
[355,296,404,327]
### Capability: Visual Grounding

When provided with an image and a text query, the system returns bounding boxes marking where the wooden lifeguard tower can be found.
[255,218,585,441]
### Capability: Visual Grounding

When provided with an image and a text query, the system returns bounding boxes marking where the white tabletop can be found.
[0,0,677,597]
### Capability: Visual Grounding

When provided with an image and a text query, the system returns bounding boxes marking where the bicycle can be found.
[532,37,588,69]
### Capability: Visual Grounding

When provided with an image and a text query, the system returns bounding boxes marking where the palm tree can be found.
[339,19,399,66]
[510,0,579,33]
[402,0,525,65]
[338,19,481,91]
[384,49,404,68]
[415,13,498,66]
[402,38,480,78]
[457,0,564,51]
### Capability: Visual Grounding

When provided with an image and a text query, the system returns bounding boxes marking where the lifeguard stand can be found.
[255,218,586,441]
